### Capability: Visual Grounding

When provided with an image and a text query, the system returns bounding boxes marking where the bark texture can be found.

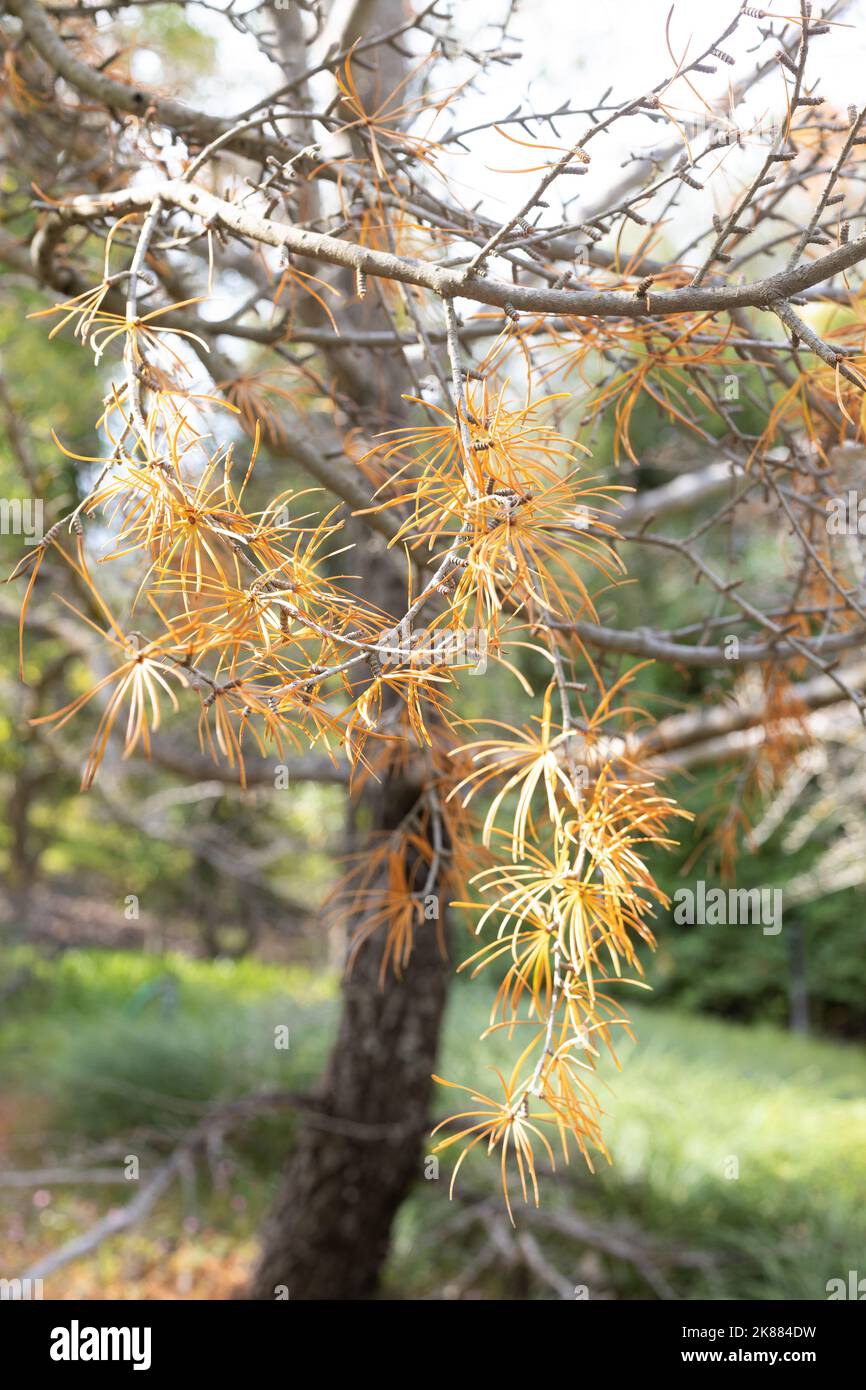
[250,769,450,1300]
[250,0,448,1300]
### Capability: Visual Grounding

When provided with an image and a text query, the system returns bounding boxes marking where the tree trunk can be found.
[250,0,445,1299]
[250,767,450,1300]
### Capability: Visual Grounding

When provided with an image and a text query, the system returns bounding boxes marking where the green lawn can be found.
[1,945,864,1299]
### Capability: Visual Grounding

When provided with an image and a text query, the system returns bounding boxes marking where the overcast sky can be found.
[122,0,866,320]
[130,1,864,242]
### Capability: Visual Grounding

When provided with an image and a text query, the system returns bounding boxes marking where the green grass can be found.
[0,947,336,1146]
[2,945,864,1299]
[592,1010,866,1299]
[416,990,866,1298]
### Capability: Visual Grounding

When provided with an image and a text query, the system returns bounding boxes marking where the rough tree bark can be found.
[251,768,451,1300]
[249,0,452,1297]
[251,535,452,1301]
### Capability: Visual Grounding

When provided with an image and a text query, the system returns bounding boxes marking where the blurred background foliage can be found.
[3,302,863,1030]
[4,308,865,1295]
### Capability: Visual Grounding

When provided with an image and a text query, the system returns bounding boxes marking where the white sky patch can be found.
[161,0,866,256]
